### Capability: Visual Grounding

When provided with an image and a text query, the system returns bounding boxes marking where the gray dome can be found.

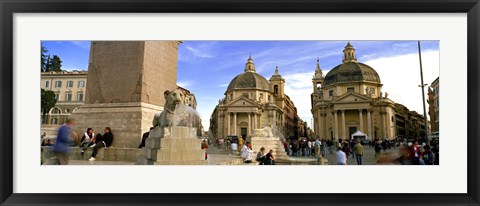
[324,62,381,86]
[227,72,271,91]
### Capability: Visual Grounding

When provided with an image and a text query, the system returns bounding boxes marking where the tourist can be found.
[238,137,244,153]
[201,140,209,160]
[342,142,351,159]
[321,140,326,157]
[421,145,434,165]
[242,142,254,163]
[52,118,75,165]
[265,149,276,165]
[314,139,321,158]
[230,138,238,155]
[353,140,364,165]
[336,147,347,165]
[393,146,420,165]
[88,127,114,161]
[138,127,153,148]
[350,140,356,159]
[256,147,266,165]
[374,140,382,161]
[80,128,95,155]
[307,140,312,156]
[327,139,333,154]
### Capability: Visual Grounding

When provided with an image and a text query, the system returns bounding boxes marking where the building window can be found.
[274,85,279,94]
[51,118,58,125]
[66,81,74,88]
[77,93,84,101]
[347,87,354,93]
[45,81,50,88]
[329,90,333,96]
[260,93,264,100]
[54,93,59,101]
[55,80,62,88]
[78,80,85,88]
[65,93,72,101]
[51,107,61,114]
[65,109,70,113]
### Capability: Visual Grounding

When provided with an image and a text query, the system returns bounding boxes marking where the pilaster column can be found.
[227,112,230,135]
[253,113,257,130]
[318,109,322,139]
[233,112,237,136]
[248,113,251,134]
[341,110,346,139]
[382,110,387,139]
[367,110,372,139]
[334,111,338,140]
[359,109,364,132]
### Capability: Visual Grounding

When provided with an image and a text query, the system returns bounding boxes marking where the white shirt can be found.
[336,150,347,165]
[307,141,312,148]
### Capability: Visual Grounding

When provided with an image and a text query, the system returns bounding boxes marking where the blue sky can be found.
[41,40,440,130]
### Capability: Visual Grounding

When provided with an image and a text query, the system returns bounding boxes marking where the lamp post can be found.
[418,41,429,145]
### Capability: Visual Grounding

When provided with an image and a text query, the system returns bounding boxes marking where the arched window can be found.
[274,85,278,94]
[50,107,62,114]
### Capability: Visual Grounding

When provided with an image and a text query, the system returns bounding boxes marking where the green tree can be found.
[41,46,49,72]
[50,55,62,72]
[41,89,57,124]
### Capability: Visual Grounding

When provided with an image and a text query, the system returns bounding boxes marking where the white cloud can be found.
[177,81,193,88]
[283,72,315,124]
[185,46,213,58]
[364,50,439,117]
[217,83,229,87]
[70,41,90,49]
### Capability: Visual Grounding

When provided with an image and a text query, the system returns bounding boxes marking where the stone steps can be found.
[42,146,141,162]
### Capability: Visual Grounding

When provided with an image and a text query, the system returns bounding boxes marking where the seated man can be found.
[138,127,153,148]
[88,127,114,161]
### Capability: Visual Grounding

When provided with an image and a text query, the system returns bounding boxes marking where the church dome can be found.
[226,55,271,92]
[324,62,381,86]
[227,71,271,91]
[323,42,381,86]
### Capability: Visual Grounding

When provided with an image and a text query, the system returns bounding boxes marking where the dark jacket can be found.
[96,132,114,147]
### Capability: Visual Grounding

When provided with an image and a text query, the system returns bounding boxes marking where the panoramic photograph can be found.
[40,40,439,166]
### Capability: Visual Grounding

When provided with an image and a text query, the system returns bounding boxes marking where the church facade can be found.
[311,43,397,141]
[210,56,300,140]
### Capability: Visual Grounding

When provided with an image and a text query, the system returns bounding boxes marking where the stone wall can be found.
[70,102,163,148]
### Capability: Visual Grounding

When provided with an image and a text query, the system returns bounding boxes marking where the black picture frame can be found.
[1,0,479,205]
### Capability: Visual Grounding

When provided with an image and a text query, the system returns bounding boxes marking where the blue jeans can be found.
[355,154,363,165]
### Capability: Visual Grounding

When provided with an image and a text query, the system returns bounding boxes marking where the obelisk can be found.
[71,41,180,148]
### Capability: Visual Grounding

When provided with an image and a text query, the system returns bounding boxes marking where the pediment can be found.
[332,92,372,104]
[226,96,259,107]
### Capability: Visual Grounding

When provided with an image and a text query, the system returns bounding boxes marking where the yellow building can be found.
[210,55,301,140]
[428,77,439,134]
[41,70,87,125]
[311,43,397,141]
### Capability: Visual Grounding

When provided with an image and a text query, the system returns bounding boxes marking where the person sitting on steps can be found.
[88,127,114,161]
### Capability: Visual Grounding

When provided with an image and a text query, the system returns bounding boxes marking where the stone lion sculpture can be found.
[252,126,274,137]
[152,89,185,128]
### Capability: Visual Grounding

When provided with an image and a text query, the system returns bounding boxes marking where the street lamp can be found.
[418,41,429,145]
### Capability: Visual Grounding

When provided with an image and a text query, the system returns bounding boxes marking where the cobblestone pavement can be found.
[290,145,401,165]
